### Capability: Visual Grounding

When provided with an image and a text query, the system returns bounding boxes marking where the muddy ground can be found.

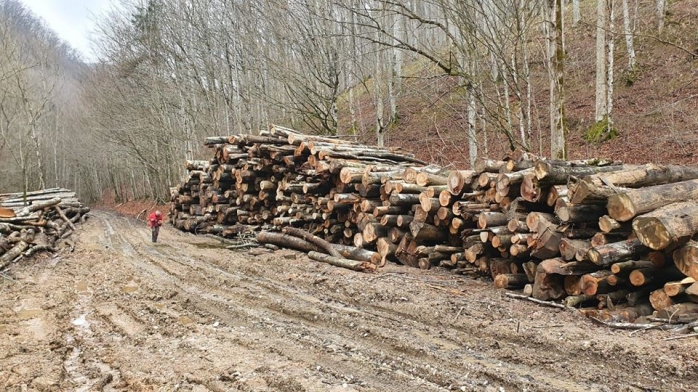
[1,211,697,391]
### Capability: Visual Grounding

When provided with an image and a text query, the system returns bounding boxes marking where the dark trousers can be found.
[151,226,160,243]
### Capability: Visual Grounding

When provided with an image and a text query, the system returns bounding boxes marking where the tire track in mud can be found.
[90,212,629,391]
[62,212,690,391]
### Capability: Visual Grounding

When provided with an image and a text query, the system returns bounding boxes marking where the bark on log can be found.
[0,240,29,270]
[534,161,626,183]
[587,163,698,189]
[557,204,607,223]
[610,259,663,274]
[587,239,647,267]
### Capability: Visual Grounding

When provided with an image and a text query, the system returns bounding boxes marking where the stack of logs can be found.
[171,125,698,323]
[0,187,90,270]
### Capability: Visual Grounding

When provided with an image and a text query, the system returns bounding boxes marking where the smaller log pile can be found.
[0,188,90,270]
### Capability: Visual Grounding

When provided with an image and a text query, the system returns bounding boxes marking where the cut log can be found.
[664,277,696,297]
[447,170,476,195]
[536,258,597,276]
[494,273,529,289]
[557,204,607,223]
[531,267,566,301]
[597,290,630,310]
[477,212,509,229]
[587,239,647,267]
[376,237,398,266]
[564,275,583,296]
[674,240,698,280]
[610,259,663,274]
[531,219,562,260]
[559,239,591,261]
[607,179,698,222]
[598,215,630,233]
[580,270,614,296]
[474,158,506,173]
[649,289,675,311]
[588,163,698,188]
[629,266,684,287]
[632,201,698,250]
[534,161,625,183]
[489,258,512,279]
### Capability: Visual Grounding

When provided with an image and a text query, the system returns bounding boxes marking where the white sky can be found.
[20,0,113,62]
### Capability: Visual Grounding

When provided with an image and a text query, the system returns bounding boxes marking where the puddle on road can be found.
[193,243,229,250]
[17,308,42,319]
[177,315,194,325]
[121,282,139,293]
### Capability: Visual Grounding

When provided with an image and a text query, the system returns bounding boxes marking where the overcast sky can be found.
[21,0,113,62]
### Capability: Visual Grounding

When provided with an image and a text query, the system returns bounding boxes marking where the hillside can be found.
[346,0,698,168]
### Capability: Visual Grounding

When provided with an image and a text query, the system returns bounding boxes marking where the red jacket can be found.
[148,212,163,228]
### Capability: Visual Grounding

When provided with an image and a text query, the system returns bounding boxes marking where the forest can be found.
[0,0,695,203]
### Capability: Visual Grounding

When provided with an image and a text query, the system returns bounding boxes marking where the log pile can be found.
[171,126,698,326]
[0,188,90,270]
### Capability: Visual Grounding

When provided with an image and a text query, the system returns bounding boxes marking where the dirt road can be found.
[1,211,697,391]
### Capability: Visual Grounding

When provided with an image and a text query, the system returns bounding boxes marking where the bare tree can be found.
[547,0,566,159]
[621,0,636,73]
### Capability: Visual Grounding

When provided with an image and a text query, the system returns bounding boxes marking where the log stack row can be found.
[0,188,90,270]
[169,125,427,261]
[172,126,698,323]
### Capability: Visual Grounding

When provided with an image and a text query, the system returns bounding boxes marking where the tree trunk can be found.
[548,0,567,159]
[656,0,666,32]
[595,0,608,122]
[621,0,636,72]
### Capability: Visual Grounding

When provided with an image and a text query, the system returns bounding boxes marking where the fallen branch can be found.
[505,292,575,311]
[282,227,342,258]
[226,243,258,250]
[256,231,322,253]
[663,332,698,341]
[589,317,675,331]
[22,245,57,258]
[307,251,376,272]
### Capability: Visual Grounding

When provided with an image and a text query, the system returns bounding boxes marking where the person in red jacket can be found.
[148,210,164,243]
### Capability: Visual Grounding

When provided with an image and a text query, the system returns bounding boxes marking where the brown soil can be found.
[2,211,697,391]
